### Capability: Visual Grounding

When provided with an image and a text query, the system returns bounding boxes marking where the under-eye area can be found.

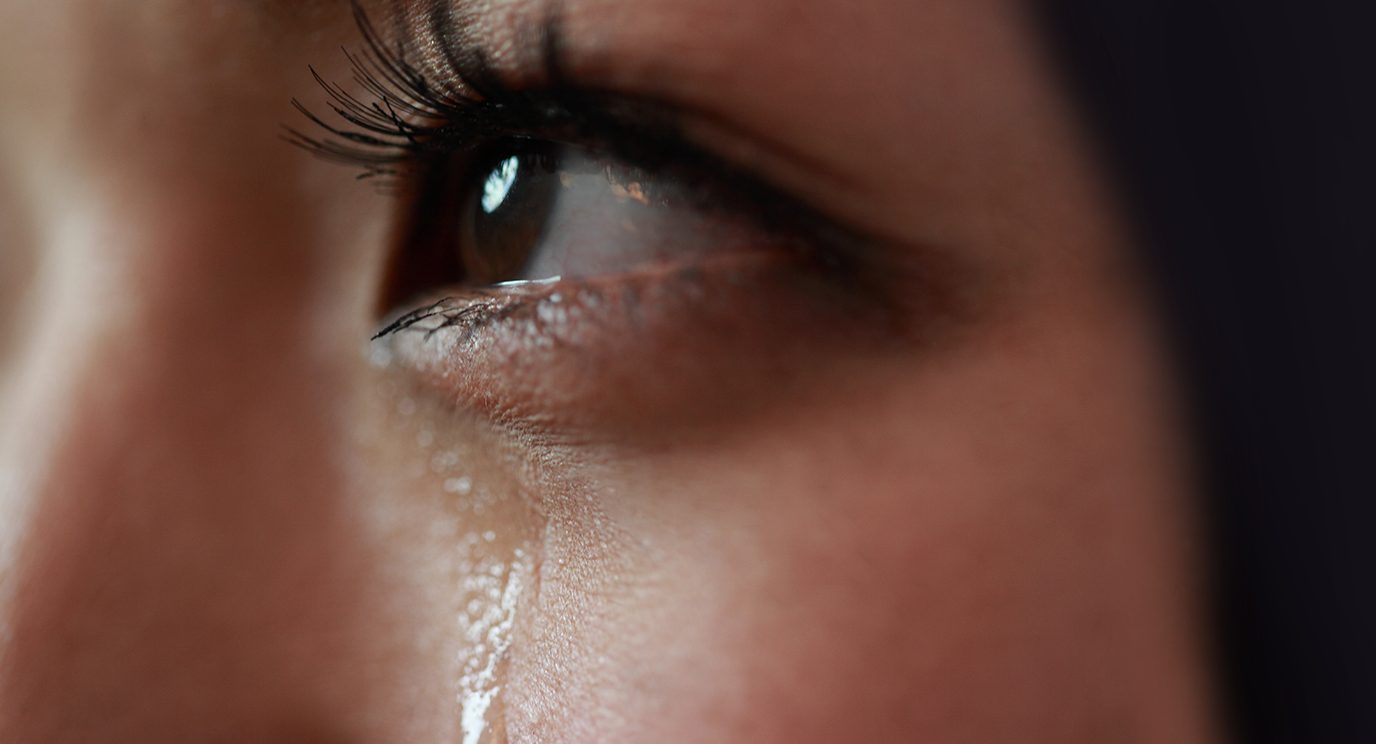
[371,247,910,440]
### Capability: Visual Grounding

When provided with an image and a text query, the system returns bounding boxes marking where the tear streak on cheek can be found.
[353,367,550,743]
[362,361,648,744]
[454,538,532,744]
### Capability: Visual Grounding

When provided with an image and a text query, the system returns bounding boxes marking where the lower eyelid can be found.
[378,253,769,349]
[374,250,888,436]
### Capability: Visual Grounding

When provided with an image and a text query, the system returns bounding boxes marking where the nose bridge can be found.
[0,228,370,741]
[0,4,397,737]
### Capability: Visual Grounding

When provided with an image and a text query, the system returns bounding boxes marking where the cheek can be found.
[359,248,1203,744]
[354,365,617,743]
[497,297,1199,743]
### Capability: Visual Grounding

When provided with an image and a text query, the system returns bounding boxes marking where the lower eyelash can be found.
[375,286,558,344]
[375,232,883,353]
[376,268,668,348]
[374,250,804,364]
[373,252,923,438]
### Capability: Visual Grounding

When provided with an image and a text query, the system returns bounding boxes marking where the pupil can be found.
[463,148,560,284]
[481,155,521,214]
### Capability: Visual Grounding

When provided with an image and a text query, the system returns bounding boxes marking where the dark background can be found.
[1041,2,1376,741]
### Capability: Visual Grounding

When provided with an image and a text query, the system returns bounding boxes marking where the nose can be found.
[0,3,430,738]
[0,226,381,743]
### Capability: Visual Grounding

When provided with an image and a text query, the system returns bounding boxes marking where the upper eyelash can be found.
[283,1,562,178]
[284,4,841,233]
[285,0,704,182]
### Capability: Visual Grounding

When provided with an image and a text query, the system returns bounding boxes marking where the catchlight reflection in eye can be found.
[481,156,521,214]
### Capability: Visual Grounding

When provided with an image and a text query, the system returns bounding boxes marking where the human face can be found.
[0,0,1216,742]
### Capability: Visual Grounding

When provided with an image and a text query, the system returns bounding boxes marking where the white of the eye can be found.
[481,156,521,214]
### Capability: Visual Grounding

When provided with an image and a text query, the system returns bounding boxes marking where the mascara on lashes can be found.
[284,0,848,236]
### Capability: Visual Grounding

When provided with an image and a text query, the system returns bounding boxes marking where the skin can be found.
[0,0,1219,742]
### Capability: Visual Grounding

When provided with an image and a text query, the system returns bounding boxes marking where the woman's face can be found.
[0,0,1215,742]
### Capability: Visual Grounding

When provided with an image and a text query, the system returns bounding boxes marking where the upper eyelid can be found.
[287,1,792,182]
[286,2,625,170]
[287,2,844,223]
[407,1,845,189]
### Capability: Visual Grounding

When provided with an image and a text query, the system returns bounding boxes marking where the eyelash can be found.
[288,2,748,196]
[288,3,575,175]
[287,1,861,338]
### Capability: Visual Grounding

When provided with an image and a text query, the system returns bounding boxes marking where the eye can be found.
[382,138,779,311]
[300,6,917,427]
[372,134,872,426]
[292,5,873,337]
